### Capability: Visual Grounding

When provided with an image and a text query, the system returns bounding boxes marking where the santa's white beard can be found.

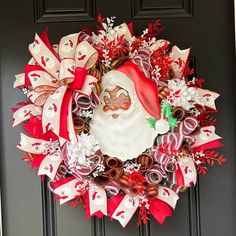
[90,104,158,161]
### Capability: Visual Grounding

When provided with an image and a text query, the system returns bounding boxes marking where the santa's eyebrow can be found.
[102,92,111,98]
[116,89,128,97]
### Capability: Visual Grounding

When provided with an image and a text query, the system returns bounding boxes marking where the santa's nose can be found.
[108,104,119,111]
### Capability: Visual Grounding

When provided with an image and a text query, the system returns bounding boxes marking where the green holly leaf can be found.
[145,117,157,129]
[168,117,177,128]
[162,102,172,117]
[162,102,177,128]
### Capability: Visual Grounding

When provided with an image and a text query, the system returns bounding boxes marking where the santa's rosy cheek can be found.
[120,101,131,110]
[103,105,110,112]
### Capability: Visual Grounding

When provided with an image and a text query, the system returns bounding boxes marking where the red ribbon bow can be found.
[17,30,99,141]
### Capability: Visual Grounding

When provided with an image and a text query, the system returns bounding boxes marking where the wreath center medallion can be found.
[90,67,158,160]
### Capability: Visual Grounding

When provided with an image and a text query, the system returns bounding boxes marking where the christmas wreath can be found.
[13,16,226,227]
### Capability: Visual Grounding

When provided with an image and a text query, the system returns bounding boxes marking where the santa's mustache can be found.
[102,107,133,117]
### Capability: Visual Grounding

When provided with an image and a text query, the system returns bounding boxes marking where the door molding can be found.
[0,189,2,236]
[234,0,236,51]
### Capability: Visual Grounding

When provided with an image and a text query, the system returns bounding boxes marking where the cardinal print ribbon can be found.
[191,125,222,151]
[157,186,179,209]
[111,194,139,227]
[88,185,107,216]
[196,88,219,110]
[17,133,47,154]
[192,126,221,147]
[169,45,190,79]
[176,156,197,187]
[17,133,63,180]
[12,104,42,127]
[147,186,178,224]
[37,151,62,180]
[53,177,83,205]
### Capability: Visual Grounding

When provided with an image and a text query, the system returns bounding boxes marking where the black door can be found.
[1,0,236,235]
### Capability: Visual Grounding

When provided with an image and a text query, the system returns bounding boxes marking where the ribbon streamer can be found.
[176,157,197,187]
[145,185,159,199]
[37,151,62,180]
[149,198,172,224]
[73,90,100,111]
[17,133,64,180]
[136,153,154,171]
[157,186,179,209]
[111,194,139,227]
[104,182,121,197]
[53,177,83,205]
[145,165,166,185]
[169,46,190,79]
[88,185,107,216]
[196,88,219,110]
[191,125,221,150]
[13,104,42,127]
[94,157,124,185]
[17,133,47,154]
[172,106,185,121]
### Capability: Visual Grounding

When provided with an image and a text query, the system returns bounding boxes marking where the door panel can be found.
[1,0,235,236]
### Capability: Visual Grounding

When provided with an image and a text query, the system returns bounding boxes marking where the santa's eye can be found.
[116,89,128,97]
[104,97,110,104]
[103,92,110,100]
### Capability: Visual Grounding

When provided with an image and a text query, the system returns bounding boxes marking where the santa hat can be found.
[116,61,161,120]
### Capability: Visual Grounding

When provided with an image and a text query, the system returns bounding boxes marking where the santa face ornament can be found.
[90,70,158,161]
